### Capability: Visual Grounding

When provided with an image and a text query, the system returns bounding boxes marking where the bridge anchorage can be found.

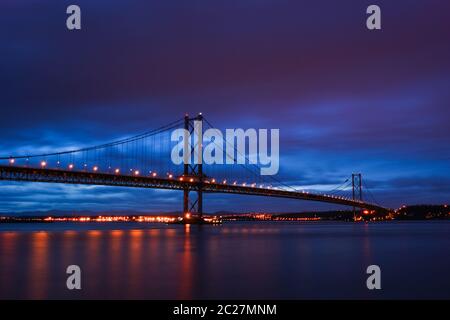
[0,113,390,223]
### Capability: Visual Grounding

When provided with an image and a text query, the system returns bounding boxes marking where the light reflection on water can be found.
[0,221,449,299]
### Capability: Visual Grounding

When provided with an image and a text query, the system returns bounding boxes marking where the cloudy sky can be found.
[0,0,449,213]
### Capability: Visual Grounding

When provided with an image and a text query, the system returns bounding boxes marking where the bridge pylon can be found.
[352,173,363,220]
[183,113,204,218]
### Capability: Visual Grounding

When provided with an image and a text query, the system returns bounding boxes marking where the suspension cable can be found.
[0,118,184,160]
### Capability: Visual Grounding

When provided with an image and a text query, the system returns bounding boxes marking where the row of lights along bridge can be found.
[6,158,357,202]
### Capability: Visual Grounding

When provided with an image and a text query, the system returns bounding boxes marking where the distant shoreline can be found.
[1,204,448,223]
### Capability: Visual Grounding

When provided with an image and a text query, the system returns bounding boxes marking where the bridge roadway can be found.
[0,165,389,212]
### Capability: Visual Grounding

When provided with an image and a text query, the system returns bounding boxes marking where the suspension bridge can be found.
[0,114,389,218]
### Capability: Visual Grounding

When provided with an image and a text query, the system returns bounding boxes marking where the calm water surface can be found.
[0,221,449,299]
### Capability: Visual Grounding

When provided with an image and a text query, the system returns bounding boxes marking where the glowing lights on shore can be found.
[43,215,176,223]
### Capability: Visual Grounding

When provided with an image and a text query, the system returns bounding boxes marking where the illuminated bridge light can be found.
[93,166,98,172]
[68,164,74,169]
[9,158,15,164]
[134,170,140,176]
[179,177,184,181]
[189,178,194,182]
[233,181,237,185]
[168,174,173,179]
[222,180,227,184]
[242,183,246,186]
[115,168,120,174]
[40,161,47,168]
[211,179,216,183]
[152,172,157,177]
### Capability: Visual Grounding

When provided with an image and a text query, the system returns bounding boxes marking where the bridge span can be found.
[0,165,389,213]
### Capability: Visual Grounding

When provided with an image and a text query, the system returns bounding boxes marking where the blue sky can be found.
[0,0,449,213]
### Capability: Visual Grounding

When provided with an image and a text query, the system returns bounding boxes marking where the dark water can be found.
[0,221,449,299]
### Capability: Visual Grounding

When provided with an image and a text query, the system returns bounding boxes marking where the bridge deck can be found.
[0,165,388,212]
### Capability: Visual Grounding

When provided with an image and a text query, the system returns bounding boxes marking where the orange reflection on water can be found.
[110,230,124,237]
[0,232,19,293]
[88,230,102,237]
[165,229,176,237]
[148,229,160,236]
[63,230,77,237]
[107,229,124,295]
[85,230,103,292]
[28,232,49,299]
[61,230,78,272]
[127,229,144,296]
[178,224,193,299]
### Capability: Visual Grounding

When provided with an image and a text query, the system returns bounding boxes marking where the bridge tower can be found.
[352,173,363,220]
[183,113,204,218]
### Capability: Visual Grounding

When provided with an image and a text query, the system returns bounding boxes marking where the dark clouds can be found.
[0,0,449,212]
